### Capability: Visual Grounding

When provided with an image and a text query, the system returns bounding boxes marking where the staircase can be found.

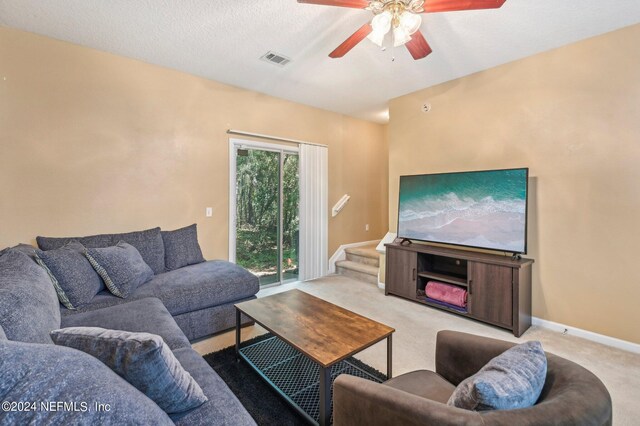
[335,244,380,285]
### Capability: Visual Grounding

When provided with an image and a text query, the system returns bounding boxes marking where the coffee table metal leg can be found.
[319,365,331,426]
[235,308,241,361]
[387,334,393,379]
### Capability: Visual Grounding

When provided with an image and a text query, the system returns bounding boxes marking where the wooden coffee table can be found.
[235,289,394,426]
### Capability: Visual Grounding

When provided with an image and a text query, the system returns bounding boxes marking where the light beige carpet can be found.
[192,275,640,425]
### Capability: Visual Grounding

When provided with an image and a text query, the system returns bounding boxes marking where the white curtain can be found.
[299,144,328,281]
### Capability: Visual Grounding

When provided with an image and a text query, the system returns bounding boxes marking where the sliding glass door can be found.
[230,140,299,286]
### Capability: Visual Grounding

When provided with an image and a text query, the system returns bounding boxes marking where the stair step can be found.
[344,245,379,259]
[336,243,381,285]
[345,245,380,267]
[336,263,378,285]
[345,252,379,267]
[335,260,378,277]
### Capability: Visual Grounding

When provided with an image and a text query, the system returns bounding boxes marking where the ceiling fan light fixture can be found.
[368,10,392,47]
[370,10,392,33]
[399,11,422,36]
[367,29,386,47]
[393,26,411,47]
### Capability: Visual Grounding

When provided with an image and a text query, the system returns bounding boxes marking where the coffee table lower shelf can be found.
[238,336,385,425]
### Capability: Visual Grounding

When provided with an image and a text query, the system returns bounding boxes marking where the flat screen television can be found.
[397,168,529,254]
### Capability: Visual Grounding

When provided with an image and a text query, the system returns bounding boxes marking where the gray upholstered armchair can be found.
[334,330,612,426]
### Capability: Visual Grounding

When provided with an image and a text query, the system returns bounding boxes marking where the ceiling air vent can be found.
[260,51,291,67]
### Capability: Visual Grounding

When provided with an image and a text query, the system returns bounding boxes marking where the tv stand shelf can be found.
[417,272,468,287]
[385,242,534,337]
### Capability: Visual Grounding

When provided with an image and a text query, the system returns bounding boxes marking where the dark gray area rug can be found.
[203,333,386,425]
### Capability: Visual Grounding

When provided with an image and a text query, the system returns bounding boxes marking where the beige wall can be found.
[0,27,388,261]
[388,24,640,343]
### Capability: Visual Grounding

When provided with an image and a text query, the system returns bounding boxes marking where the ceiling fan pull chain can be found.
[391,31,396,62]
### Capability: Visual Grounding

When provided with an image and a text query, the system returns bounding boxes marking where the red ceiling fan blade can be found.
[329,23,373,58]
[405,30,432,60]
[297,0,370,9]
[423,0,507,13]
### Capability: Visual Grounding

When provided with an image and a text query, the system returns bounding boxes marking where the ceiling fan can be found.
[298,0,507,60]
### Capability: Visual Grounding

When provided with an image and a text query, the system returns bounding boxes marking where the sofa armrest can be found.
[435,330,516,385]
[333,374,482,426]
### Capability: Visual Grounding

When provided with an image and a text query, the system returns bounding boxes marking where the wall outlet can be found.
[206,207,213,217]
[365,224,369,231]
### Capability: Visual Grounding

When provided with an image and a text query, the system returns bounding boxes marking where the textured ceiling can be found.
[1,0,639,123]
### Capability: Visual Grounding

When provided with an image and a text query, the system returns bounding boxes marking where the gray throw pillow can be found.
[0,248,62,344]
[34,241,104,310]
[161,224,206,271]
[37,227,166,275]
[447,341,547,411]
[0,324,6,341]
[85,242,154,298]
[50,327,208,414]
[0,339,173,425]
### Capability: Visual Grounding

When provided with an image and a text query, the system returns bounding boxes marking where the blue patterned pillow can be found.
[161,224,206,271]
[85,242,153,298]
[50,327,208,414]
[34,241,104,310]
[447,341,547,411]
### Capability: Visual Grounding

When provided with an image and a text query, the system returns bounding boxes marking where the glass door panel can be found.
[235,148,281,286]
[282,153,299,282]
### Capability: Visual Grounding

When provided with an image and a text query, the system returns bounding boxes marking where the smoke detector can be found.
[422,102,432,113]
[260,51,292,67]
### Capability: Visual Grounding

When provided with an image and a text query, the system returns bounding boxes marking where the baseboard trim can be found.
[328,239,380,274]
[532,317,640,354]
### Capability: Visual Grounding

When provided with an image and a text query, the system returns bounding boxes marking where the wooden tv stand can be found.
[385,242,534,337]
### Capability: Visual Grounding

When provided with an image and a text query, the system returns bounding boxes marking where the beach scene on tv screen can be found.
[398,169,527,253]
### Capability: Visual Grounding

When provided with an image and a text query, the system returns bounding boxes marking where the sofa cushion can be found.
[134,261,259,316]
[34,241,104,309]
[37,233,112,251]
[61,297,191,350]
[385,370,455,404]
[162,224,206,271]
[170,347,257,426]
[37,227,166,275]
[7,243,39,257]
[0,248,61,344]
[173,297,256,341]
[448,341,547,411]
[51,327,207,414]
[86,242,154,298]
[0,339,173,425]
[58,290,127,316]
[0,324,6,341]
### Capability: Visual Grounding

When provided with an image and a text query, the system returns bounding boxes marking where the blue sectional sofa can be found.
[0,226,260,425]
